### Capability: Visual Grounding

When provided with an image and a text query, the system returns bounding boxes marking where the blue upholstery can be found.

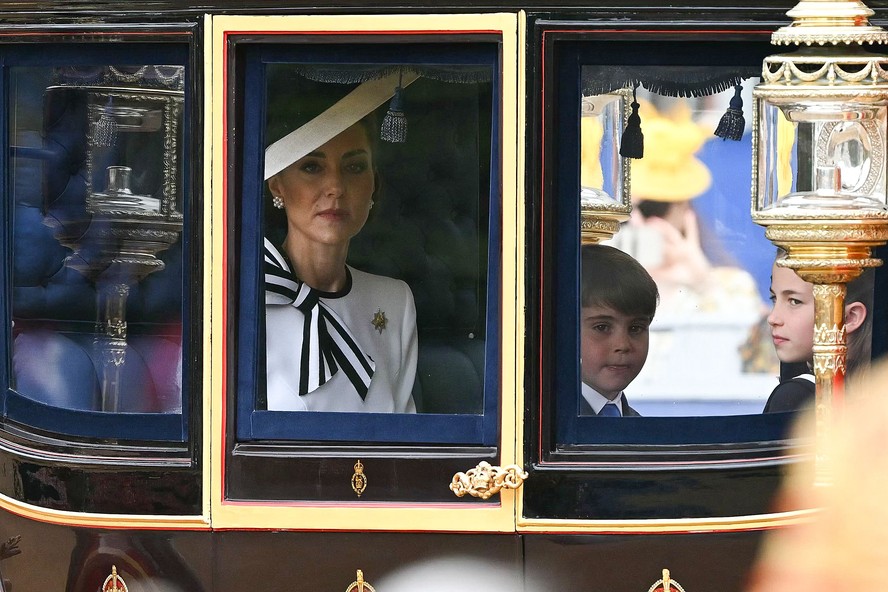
[346,78,491,414]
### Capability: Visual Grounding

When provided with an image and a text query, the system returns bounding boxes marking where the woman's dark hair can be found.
[581,244,659,318]
[263,67,382,242]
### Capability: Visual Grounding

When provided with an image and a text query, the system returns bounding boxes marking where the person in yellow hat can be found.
[608,101,761,317]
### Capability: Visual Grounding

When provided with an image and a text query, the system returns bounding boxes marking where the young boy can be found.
[580,244,659,416]
[763,254,870,413]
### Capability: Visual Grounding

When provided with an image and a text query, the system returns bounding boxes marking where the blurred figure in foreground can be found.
[746,359,888,592]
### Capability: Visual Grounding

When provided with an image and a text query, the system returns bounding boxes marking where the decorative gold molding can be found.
[517,507,818,534]
[346,570,376,592]
[450,462,528,500]
[762,54,888,86]
[771,0,888,46]
[580,214,624,244]
[0,490,209,530]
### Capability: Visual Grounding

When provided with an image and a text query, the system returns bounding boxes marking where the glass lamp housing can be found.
[579,88,631,243]
[753,56,888,217]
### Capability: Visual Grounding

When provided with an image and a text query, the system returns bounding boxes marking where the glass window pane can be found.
[9,64,185,432]
[234,43,500,445]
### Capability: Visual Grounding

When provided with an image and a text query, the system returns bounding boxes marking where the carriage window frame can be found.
[0,41,194,445]
[534,30,804,464]
[214,16,520,515]
[229,35,506,449]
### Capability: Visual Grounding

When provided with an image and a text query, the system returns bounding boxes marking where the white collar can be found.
[581,382,624,415]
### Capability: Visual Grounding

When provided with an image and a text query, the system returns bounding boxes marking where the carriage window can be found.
[233,43,500,446]
[538,37,875,450]
[600,86,779,417]
[4,46,190,442]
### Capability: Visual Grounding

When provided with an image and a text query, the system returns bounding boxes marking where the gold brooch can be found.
[371,309,387,334]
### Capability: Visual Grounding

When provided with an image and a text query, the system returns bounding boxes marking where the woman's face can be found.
[767,262,815,364]
[268,123,375,249]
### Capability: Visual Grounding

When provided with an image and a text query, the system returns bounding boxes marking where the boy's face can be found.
[580,304,651,400]
[767,263,815,364]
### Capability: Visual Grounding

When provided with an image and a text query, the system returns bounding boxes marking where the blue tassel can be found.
[714,84,745,141]
[381,85,407,143]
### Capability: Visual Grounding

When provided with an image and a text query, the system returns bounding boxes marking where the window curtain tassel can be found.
[381,71,407,143]
[714,84,745,141]
[619,83,644,159]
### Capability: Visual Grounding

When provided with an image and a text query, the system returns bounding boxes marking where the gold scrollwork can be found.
[450,461,528,500]
[812,284,844,299]
[813,321,846,345]
[345,570,376,592]
[813,353,847,375]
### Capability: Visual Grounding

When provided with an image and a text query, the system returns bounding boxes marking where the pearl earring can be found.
[272,195,284,209]
[369,200,375,210]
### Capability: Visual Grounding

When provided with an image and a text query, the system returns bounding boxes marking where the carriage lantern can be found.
[752,0,888,484]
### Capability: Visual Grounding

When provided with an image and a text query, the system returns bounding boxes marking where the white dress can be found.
[265,247,418,413]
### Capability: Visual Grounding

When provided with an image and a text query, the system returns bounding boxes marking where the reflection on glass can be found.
[580,91,629,207]
[10,65,184,415]
[602,85,779,416]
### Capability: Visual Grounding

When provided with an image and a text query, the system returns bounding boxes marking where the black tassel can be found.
[381,78,407,143]
[714,84,745,141]
[619,84,644,159]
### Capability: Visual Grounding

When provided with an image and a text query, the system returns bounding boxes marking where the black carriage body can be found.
[1,1,885,591]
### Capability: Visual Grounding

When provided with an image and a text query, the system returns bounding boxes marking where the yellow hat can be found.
[580,115,604,190]
[630,101,712,203]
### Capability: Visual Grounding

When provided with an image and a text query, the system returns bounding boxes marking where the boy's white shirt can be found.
[581,382,625,416]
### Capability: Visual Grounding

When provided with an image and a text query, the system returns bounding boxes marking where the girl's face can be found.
[268,123,375,249]
[767,262,815,364]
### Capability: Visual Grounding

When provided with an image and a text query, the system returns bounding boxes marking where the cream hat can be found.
[264,70,418,180]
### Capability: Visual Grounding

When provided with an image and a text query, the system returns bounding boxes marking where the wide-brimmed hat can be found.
[631,101,712,203]
[264,70,417,180]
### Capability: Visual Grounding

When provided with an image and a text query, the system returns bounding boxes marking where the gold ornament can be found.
[371,309,387,334]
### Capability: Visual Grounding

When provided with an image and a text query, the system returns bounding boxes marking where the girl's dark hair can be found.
[581,244,659,318]
[847,267,874,378]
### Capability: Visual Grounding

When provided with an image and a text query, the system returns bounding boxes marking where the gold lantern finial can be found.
[772,0,888,46]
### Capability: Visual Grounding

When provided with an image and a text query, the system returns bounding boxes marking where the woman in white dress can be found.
[263,72,418,413]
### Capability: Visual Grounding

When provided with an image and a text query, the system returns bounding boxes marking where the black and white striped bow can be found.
[264,238,375,399]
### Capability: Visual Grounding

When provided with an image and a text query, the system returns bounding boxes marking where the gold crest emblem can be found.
[351,460,368,497]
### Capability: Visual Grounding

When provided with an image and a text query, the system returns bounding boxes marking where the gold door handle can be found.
[450,461,528,499]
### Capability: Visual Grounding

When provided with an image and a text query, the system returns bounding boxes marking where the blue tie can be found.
[600,402,621,417]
